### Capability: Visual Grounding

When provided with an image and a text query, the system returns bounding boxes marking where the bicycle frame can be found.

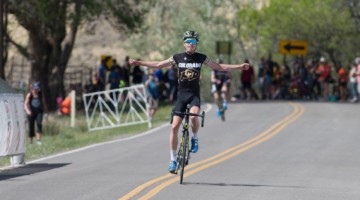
[170,104,205,184]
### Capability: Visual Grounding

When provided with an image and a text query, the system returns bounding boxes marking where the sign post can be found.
[279,40,308,55]
[216,41,232,63]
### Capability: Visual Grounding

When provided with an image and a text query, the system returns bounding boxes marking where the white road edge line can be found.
[24,103,212,164]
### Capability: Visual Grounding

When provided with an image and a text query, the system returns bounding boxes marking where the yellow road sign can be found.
[279,40,308,55]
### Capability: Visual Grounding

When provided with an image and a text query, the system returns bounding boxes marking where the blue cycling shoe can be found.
[168,160,177,173]
[191,137,199,153]
[216,110,221,117]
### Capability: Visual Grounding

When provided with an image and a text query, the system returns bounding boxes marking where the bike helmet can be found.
[182,30,200,41]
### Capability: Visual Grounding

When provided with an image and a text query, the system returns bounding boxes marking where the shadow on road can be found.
[183,182,306,189]
[0,163,70,181]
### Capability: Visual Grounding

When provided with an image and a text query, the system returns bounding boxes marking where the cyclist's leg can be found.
[189,93,201,153]
[189,105,200,153]
[213,90,219,108]
[221,83,229,109]
[189,106,200,134]
[170,116,182,156]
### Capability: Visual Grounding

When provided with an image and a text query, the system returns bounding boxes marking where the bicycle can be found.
[170,104,205,184]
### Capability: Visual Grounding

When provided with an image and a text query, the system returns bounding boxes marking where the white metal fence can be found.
[82,84,151,131]
[0,94,26,158]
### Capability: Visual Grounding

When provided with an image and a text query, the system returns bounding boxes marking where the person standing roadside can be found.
[356,57,360,102]
[317,57,332,101]
[24,82,44,145]
[145,72,159,121]
[349,62,358,103]
[337,64,348,102]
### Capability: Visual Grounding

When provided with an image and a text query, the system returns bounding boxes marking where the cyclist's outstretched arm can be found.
[129,58,172,69]
[206,59,249,71]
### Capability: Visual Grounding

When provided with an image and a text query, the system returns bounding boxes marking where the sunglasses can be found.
[184,39,198,45]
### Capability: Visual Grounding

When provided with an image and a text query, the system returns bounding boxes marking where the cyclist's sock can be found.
[221,92,226,101]
[192,133,198,139]
[170,150,177,161]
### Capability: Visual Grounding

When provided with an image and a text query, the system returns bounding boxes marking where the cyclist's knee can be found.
[171,121,181,132]
[190,116,199,123]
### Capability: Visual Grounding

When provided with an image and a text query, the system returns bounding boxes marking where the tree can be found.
[7,0,145,110]
[237,0,360,67]
[0,0,9,79]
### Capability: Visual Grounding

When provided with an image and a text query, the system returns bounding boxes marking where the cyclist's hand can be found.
[242,63,250,70]
[129,59,139,66]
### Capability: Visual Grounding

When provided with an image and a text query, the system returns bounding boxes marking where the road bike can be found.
[170,105,205,184]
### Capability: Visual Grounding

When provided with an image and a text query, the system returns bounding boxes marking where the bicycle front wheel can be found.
[179,131,189,184]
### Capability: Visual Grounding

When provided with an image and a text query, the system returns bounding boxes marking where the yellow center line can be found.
[119,103,304,200]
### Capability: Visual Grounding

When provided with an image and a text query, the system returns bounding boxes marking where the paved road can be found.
[1,102,359,200]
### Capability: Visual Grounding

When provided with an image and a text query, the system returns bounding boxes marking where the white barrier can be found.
[83,84,151,131]
[0,94,26,158]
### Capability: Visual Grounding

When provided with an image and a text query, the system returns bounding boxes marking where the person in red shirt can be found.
[316,57,332,101]
[240,59,257,100]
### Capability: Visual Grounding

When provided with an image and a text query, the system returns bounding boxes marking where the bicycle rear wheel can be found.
[179,131,189,184]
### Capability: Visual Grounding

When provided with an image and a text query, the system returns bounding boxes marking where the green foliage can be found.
[237,0,360,66]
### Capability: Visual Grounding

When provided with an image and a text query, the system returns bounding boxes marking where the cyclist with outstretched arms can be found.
[129,30,249,173]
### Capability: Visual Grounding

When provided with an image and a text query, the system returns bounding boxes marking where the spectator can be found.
[108,64,122,101]
[131,60,144,85]
[122,56,131,87]
[356,57,360,102]
[316,57,332,101]
[108,63,122,90]
[337,64,348,101]
[240,59,257,100]
[296,61,310,99]
[154,68,167,100]
[258,57,266,99]
[24,81,44,145]
[97,60,107,91]
[145,72,159,121]
[308,60,321,100]
[279,64,292,99]
[349,62,358,102]
[165,64,177,103]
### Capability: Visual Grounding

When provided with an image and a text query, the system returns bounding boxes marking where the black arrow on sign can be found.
[284,43,305,52]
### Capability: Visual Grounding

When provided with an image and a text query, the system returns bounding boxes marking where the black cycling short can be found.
[173,91,201,118]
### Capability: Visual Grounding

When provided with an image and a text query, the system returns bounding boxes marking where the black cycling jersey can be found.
[170,52,209,96]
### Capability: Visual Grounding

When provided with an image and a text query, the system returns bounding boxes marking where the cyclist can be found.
[129,30,249,173]
[211,58,231,117]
